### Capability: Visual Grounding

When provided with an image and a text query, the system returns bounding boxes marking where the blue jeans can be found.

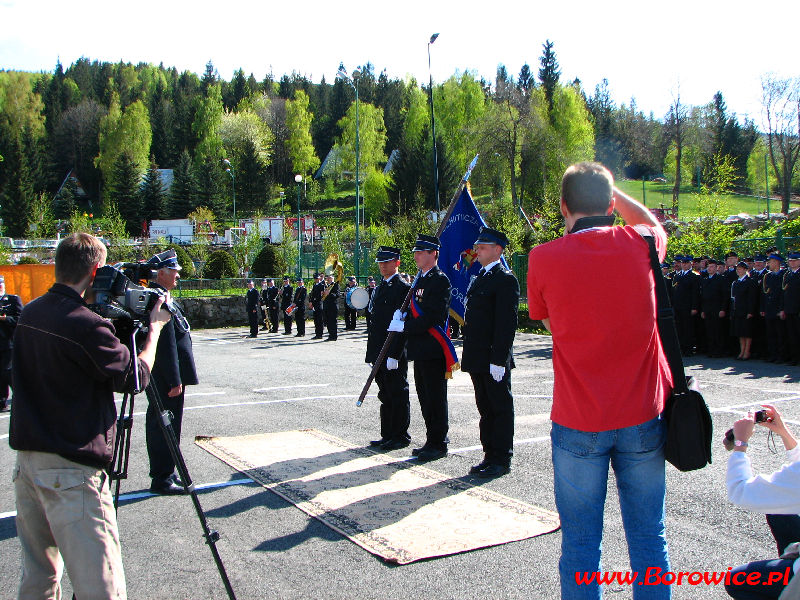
[551,416,670,600]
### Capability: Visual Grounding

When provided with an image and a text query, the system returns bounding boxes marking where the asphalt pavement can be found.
[1,322,799,599]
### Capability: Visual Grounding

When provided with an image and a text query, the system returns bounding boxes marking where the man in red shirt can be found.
[527,162,673,599]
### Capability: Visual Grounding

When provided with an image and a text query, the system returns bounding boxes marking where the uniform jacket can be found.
[730,276,758,318]
[150,283,198,390]
[281,284,294,310]
[365,274,409,364]
[293,285,307,313]
[700,274,729,315]
[404,266,451,361]
[262,286,279,310]
[309,281,324,308]
[323,282,339,314]
[761,270,784,318]
[783,269,800,315]
[461,263,519,373]
[246,287,260,310]
[671,270,701,311]
[9,284,150,468]
[0,293,23,350]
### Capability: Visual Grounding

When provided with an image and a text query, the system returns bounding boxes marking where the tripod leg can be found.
[146,382,237,600]
[109,392,136,510]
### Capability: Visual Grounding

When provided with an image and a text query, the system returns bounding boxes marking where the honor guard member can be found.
[722,251,740,355]
[365,247,411,450]
[264,278,280,333]
[344,276,358,330]
[246,280,260,337]
[0,275,22,412]
[281,276,294,335]
[672,254,701,355]
[762,253,787,363]
[293,278,307,336]
[259,279,270,330]
[751,254,769,358]
[310,273,325,339]
[323,273,340,341]
[780,252,800,365]
[731,260,758,360]
[364,276,376,330]
[700,259,729,357]
[145,249,199,495]
[388,234,453,462]
[461,228,519,478]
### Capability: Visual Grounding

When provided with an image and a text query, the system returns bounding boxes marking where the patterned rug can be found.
[195,429,560,564]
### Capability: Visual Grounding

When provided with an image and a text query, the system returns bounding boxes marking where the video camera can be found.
[89,262,173,322]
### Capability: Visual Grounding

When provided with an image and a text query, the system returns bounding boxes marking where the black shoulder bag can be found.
[643,234,713,471]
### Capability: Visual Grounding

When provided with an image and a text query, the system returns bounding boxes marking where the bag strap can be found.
[642,233,689,394]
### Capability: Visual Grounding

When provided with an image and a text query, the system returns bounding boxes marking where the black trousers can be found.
[295,310,306,335]
[145,381,185,483]
[283,310,293,334]
[248,308,259,336]
[0,348,11,400]
[268,308,279,332]
[674,308,695,353]
[313,306,324,337]
[325,309,338,339]
[374,358,410,442]
[413,357,448,450]
[470,371,514,466]
[703,314,726,356]
[344,306,357,329]
[765,317,787,361]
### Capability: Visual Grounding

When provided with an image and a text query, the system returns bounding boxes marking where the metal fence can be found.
[731,231,800,256]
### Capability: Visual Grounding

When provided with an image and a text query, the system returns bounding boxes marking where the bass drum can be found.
[346,286,369,309]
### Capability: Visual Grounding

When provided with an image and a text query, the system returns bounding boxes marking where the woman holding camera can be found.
[726,404,800,599]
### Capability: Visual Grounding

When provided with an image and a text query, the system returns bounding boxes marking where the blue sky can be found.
[2,0,797,125]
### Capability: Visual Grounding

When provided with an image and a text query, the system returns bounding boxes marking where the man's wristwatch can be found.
[734,440,749,449]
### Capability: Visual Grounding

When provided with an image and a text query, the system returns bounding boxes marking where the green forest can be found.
[0,41,798,255]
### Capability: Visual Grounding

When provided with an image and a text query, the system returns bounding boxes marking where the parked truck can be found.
[149,219,195,244]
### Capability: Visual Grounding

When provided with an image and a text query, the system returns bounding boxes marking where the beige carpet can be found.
[195,429,560,564]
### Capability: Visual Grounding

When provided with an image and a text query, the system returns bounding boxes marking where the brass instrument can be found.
[323,253,344,283]
[321,282,334,300]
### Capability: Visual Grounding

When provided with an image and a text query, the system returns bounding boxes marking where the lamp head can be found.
[295,174,303,183]
[429,33,440,44]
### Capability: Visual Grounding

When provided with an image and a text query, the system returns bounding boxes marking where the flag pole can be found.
[356,154,479,407]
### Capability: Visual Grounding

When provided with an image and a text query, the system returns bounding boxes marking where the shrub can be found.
[169,244,196,277]
[251,243,286,278]
[17,256,40,264]
[203,250,238,279]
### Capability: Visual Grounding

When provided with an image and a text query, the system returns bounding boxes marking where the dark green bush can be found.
[251,243,286,278]
[203,250,238,279]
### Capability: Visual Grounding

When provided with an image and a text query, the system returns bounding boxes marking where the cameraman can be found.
[725,404,800,599]
[9,233,170,599]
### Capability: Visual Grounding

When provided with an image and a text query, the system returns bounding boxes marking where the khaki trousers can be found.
[13,450,126,600]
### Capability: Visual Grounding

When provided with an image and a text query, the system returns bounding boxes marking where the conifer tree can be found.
[108,152,143,235]
[140,158,166,222]
[169,149,197,218]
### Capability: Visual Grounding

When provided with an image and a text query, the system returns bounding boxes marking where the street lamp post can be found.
[222,159,236,223]
[295,174,303,281]
[428,33,440,214]
[336,67,361,280]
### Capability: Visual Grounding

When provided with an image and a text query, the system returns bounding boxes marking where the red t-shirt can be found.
[527,224,673,432]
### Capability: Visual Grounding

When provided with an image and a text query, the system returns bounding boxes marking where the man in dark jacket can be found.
[246,280,260,338]
[700,259,729,357]
[309,273,325,338]
[293,278,307,336]
[323,273,340,341]
[0,274,22,412]
[672,255,701,355]
[263,278,280,333]
[761,254,787,362]
[388,234,453,462]
[281,276,294,335]
[780,252,800,364]
[10,233,169,599]
[145,249,199,495]
[461,228,519,478]
[365,246,411,450]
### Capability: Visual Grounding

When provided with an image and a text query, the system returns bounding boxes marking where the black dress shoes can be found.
[469,460,491,475]
[381,439,410,451]
[415,448,447,462]
[474,464,510,479]
[150,479,187,495]
[411,446,427,456]
[370,438,389,447]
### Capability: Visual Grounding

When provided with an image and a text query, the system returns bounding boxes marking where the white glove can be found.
[387,319,405,333]
[392,309,407,321]
[489,364,506,382]
[386,357,399,370]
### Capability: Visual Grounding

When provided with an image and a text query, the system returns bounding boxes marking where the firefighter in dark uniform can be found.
[145,249,198,495]
[672,255,701,355]
[259,279,270,330]
[364,276,376,330]
[722,251,740,355]
[309,273,325,338]
[461,228,519,478]
[280,276,294,335]
[730,260,758,360]
[750,254,768,358]
[323,273,340,341]
[780,252,800,365]
[264,279,280,333]
[700,259,729,357]
[388,234,452,462]
[365,247,411,451]
[245,280,260,338]
[761,253,787,363]
[0,275,22,412]
[293,278,307,336]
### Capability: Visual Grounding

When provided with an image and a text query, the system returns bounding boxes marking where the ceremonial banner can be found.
[437,187,507,325]
[196,430,559,564]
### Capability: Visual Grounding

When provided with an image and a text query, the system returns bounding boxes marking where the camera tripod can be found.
[109,322,237,600]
